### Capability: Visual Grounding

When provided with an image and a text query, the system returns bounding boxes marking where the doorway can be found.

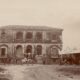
[26,45,32,53]
[36,45,42,55]
[16,45,23,58]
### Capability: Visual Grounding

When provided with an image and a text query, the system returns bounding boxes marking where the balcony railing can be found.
[25,39,33,43]
[34,39,43,43]
[14,39,24,43]
[0,37,13,43]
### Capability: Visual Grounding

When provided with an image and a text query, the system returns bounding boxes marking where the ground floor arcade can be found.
[0,43,62,63]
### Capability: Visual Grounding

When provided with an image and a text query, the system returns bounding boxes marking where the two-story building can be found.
[0,25,63,63]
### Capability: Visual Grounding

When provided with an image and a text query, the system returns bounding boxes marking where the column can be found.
[13,31,16,42]
[33,31,36,42]
[43,31,47,42]
[23,31,26,42]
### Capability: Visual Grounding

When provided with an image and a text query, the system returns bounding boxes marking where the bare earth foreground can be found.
[0,64,80,80]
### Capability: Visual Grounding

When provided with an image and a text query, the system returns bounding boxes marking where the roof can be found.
[61,48,80,54]
[0,25,63,31]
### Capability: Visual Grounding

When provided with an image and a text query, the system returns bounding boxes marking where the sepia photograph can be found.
[0,0,80,80]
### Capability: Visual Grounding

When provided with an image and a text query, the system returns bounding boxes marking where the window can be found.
[36,32,42,41]
[16,32,23,40]
[26,32,33,39]
[1,31,6,39]
[46,32,57,41]
[52,34,57,40]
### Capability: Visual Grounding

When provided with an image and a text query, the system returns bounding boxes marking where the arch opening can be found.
[26,45,32,53]
[36,45,42,55]
[0,45,8,57]
[16,45,23,58]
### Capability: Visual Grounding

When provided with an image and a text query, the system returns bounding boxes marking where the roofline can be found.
[0,25,63,31]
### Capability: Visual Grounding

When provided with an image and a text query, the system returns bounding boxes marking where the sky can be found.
[0,0,80,50]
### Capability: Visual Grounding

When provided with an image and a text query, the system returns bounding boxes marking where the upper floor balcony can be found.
[0,30,62,44]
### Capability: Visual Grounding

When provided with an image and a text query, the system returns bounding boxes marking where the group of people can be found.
[21,52,34,64]
[21,53,48,64]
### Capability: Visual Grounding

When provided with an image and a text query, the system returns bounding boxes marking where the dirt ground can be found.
[0,64,80,80]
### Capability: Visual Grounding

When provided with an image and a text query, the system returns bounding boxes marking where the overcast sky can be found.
[0,0,80,50]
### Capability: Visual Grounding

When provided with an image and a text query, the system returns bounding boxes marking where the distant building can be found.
[0,25,63,63]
